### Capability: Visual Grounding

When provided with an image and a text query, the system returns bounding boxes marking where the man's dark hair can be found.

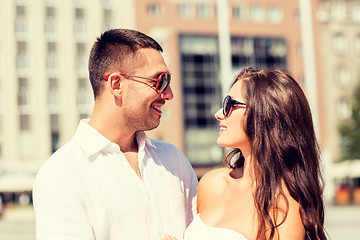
[88,28,163,97]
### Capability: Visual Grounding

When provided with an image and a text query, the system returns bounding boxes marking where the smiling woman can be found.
[172,67,327,240]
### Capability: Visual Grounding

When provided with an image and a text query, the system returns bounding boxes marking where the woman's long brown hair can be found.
[224,68,327,240]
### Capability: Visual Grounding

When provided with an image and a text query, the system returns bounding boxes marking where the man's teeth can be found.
[220,127,226,131]
[153,106,162,111]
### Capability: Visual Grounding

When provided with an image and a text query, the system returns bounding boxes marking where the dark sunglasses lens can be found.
[158,73,170,92]
[226,96,232,116]
[223,96,230,116]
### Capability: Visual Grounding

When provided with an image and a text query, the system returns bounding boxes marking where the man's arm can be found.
[176,150,198,227]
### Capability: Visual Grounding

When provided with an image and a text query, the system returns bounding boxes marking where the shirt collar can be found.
[74,119,155,160]
[135,131,155,149]
[74,119,113,159]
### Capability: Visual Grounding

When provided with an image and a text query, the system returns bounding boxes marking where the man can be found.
[33,29,198,240]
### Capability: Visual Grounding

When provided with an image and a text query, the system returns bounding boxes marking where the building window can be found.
[197,3,212,19]
[16,41,28,70]
[179,3,193,19]
[268,6,283,23]
[231,37,287,70]
[74,8,86,37]
[250,5,265,23]
[50,114,60,152]
[180,35,223,165]
[77,77,91,113]
[45,7,57,35]
[0,80,2,110]
[333,33,347,54]
[48,77,60,112]
[179,35,287,166]
[18,77,29,107]
[19,114,30,131]
[231,37,253,69]
[337,98,351,120]
[103,9,112,31]
[76,43,87,70]
[352,4,360,23]
[335,66,350,87]
[47,42,58,71]
[331,2,346,22]
[79,113,90,121]
[297,43,303,56]
[355,34,360,55]
[148,4,161,16]
[15,5,27,34]
[233,4,246,21]
[294,10,300,23]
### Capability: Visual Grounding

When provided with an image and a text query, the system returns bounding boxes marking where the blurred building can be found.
[0,0,135,170]
[135,0,307,171]
[316,0,360,162]
[0,0,311,172]
[2,0,358,192]
[315,0,360,204]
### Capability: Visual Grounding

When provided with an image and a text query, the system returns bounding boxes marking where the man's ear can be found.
[107,73,123,98]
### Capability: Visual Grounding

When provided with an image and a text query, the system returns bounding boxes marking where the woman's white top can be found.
[184,214,248,240]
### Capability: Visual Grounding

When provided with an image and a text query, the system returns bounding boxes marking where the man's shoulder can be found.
[149,138,176,148]
[148,138,196,177]
[48,138,81,161]
[148,139,183,155]
[37,138,82,176]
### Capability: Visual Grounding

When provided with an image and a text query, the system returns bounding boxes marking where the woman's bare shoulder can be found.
[198,167,230,189]
[197,167,230,208]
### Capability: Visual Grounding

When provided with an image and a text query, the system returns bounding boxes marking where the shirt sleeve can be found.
[33,161,95,240]
[175,149,198,227]
[185,168,198,227]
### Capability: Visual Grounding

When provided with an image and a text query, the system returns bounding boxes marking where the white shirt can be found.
[33,120,198,240]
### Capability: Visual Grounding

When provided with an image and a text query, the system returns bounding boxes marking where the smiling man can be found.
[33,29,198,240]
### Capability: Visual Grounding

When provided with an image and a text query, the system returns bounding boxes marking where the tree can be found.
[339,83,360,160]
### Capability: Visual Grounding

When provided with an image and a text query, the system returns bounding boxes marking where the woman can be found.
[165,68,327,240]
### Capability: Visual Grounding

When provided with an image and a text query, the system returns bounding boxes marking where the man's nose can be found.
[161,86,174,100]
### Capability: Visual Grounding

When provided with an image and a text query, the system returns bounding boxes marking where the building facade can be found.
[2,0,356,185]
[316,0,360,162]
[315,0,360,204]
[0,0,136,169]
[135,0,309,168]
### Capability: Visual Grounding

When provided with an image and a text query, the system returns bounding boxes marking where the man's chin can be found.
[143,121,160,132]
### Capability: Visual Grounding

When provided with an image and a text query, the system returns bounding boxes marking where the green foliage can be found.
[339,83,360,160]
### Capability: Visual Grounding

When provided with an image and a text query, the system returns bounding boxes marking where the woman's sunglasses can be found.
[104,72,171,94]
[222,95,246,117]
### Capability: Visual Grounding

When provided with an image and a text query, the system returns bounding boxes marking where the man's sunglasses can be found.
[223,95,246,117]
[104,72,171,94]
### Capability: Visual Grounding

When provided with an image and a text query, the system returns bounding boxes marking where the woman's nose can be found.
[214,108,224,120]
